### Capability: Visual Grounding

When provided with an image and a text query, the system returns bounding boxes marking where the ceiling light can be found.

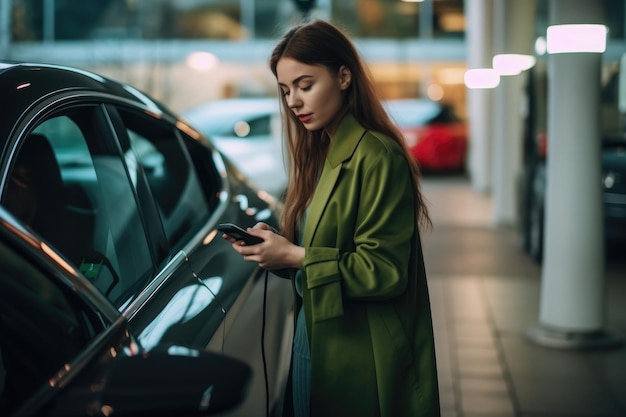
[492,54,536,76]
[547,24,607,54]
[464,69,500,89]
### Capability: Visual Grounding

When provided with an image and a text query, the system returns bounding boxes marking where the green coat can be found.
[295,114,440,417]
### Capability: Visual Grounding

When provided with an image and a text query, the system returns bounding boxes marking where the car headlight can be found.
[603,171,616,189]
[234,121,251,137]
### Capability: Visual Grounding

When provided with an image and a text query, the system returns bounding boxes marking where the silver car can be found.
[183,98,288,199]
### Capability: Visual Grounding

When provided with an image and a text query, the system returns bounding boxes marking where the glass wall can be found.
[332,0,464,39]
[7,1,624,122]
[11,0,626,43]
[10,0,466,42]
[6,0,469,113]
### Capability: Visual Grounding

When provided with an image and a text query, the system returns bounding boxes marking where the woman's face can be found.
[276,57,351,137]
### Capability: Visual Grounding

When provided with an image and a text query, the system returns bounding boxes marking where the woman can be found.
[222,19,440,417]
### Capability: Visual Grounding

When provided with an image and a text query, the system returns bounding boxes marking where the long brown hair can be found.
[270,19,431,242]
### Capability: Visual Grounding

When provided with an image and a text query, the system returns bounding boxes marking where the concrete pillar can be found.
[241,0,255,39]
[491,0,537,225]
[0,0,11,54]
[419,0,434,39]
[43,0,55,43]
[525,0,621,349]
[465,0,494,194]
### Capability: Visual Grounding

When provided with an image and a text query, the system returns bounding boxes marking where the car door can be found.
[102,104,235,350]
[105,105,293,416]
[0,205,254,417]
[0,212,129,417]
[1,95,242,343]
[1,95,292,416]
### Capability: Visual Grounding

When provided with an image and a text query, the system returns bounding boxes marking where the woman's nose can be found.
[287,91,301,109]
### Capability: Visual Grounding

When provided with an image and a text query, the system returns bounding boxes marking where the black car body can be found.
[0,206,252,417]
[518,64,626,263]
[519,134,626,263]
[0,62,293,416]
[601,139,626,245]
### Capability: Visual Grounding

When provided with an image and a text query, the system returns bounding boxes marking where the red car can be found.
[384,99,468,172]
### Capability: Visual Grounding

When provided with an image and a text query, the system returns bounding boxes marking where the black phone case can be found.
[218,223,264,245]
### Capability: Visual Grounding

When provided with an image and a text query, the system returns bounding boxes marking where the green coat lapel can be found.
[303,114,366,247]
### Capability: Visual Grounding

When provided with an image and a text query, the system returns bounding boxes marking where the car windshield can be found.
[184,99,278,137]
[192,113,260,136]
[383,100,443,127]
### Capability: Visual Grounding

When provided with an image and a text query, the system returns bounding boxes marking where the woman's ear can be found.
[338,65,352,90]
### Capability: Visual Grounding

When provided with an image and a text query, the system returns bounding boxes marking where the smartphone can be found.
[218,223,264,245]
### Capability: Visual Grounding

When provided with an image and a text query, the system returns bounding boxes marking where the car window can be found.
[2,106,153,309]
[233,115,271,138]
[116,109,212,251]
[0,238,103,415]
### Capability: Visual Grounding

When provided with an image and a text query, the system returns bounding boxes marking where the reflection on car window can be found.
[118,109,211,250]
[233,115,271,138]
[0,239,98,415]
[2,107,153,310]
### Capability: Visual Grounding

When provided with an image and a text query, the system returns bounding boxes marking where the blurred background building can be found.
[1,0,623,116]
[0,0,487,115]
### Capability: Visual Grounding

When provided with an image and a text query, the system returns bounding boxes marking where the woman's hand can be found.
[221,222,305,270]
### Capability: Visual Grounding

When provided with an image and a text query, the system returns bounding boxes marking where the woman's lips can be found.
[298,114,312,123]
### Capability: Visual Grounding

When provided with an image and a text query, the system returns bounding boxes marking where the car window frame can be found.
[0,88,239,346]
[106,102,227,255]
[0,96,158,309]
[102,104,171,265]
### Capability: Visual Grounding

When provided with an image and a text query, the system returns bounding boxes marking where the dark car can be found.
[0,206,251,417]
[520,131,626,263]
[0,62,293,416]
[383,98,468,172]
[518,64,626,263]
[183,98,287,199]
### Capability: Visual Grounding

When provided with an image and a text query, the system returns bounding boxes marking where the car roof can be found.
[0,61,139,101]
[0,61,176,139]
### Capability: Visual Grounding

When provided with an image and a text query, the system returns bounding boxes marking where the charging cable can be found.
[262,268,270,417]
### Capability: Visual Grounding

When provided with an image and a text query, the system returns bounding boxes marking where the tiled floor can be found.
[421,175,626,417]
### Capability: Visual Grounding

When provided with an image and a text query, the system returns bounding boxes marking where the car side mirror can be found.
[50,345,252,417]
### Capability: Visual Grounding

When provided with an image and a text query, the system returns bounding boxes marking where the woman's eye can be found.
[281,90,290,97]
[301,85,312,91]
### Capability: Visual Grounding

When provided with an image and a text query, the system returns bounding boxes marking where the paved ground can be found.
[420,175,626,417]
